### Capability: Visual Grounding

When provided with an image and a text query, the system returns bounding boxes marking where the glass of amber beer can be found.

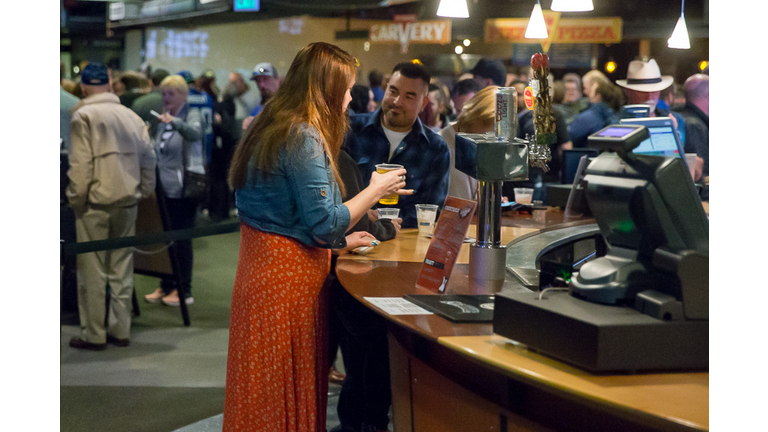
[375,163,404,205]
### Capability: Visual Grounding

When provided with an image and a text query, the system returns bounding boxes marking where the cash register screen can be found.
[620,118,684,158]
[633,126,681,157]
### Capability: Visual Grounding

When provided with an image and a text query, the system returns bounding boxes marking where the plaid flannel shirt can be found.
[344,108,450,228]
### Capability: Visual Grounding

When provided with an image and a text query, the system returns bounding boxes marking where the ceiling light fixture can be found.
[525,1,548,39]
[668,0,691,49]
[550,0,593,12]
[437,0,469,19]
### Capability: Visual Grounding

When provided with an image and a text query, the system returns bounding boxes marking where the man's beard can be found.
[382,103,413,130]
[642,99,658,112]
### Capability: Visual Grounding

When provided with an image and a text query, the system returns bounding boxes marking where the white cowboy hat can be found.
[615,59,674,92]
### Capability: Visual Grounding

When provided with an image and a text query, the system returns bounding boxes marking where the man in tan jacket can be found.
[67,63,157,351]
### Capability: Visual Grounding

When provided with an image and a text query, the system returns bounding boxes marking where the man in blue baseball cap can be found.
[67,62,157,351]
[178,70,195,84]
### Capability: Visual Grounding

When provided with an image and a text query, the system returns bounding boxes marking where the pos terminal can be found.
[493,124,709,372]
[582,124,649,153]
[569,124,708,305]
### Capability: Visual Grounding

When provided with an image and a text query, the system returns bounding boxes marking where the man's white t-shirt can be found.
[382,126,410,161]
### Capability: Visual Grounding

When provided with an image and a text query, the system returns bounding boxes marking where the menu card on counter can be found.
[364,297,434,316]
[416,197,477,293]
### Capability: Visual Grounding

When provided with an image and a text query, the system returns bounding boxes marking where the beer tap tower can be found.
[460,87,551,282]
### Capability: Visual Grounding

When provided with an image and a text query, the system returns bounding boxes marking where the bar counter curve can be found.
[335,212,708,432]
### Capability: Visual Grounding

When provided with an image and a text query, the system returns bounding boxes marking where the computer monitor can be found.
[620,116,685,159]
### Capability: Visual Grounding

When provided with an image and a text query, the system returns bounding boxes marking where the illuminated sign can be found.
[485,17,622,44]
[145,29,209,60]
[369,19,451,53]
[279,18,304,35]
[369,20,451,45]
[234,0,259,12]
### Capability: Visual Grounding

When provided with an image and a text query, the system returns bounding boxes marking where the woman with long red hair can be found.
[223,42,410,431]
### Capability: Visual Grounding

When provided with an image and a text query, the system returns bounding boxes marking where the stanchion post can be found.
[179,277,191,327]
[165,229,191,327]
[66,216,240,328]
[132,290,141,318]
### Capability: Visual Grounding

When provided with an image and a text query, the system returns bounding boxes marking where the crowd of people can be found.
[61,43,709,432]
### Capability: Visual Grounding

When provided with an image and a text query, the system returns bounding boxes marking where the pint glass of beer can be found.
[375,163,404,205]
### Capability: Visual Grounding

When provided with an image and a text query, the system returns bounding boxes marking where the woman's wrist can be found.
[362,185,383,209]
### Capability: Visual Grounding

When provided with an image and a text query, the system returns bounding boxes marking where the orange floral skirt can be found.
[223,223,331,431]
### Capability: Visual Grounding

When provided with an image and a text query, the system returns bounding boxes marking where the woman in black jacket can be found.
[328,148,402,432]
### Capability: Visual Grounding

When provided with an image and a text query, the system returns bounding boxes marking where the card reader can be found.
[587,124,650,155]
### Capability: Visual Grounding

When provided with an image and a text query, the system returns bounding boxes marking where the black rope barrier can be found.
[61,221,240,257]
[61,221,240,327]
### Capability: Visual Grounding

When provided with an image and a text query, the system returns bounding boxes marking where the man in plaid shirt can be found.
[344,61,450,229]
[335,61,450,432]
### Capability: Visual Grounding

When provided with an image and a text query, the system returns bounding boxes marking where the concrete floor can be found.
[60,323,343,431]
[60,225,344,431]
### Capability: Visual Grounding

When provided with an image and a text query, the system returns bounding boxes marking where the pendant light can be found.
[525,1,548,39]
[668,0,691,49]
[436,0,469,18]
[550,0,593,12]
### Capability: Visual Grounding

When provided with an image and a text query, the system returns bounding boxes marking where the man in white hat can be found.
[616,59,686,145]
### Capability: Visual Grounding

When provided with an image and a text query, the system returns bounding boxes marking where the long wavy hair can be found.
[228,42,358,195]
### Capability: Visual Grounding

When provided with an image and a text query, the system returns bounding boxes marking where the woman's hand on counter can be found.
[341,231,377,253]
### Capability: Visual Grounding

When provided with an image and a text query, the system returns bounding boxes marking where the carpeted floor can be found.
[60,215,344,431]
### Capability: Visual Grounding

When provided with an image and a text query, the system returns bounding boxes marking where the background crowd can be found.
[62,54,709,211]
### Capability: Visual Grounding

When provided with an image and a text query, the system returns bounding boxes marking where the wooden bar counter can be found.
[335,211,709,432]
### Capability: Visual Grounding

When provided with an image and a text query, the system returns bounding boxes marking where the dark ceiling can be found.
[61,0,709,40]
